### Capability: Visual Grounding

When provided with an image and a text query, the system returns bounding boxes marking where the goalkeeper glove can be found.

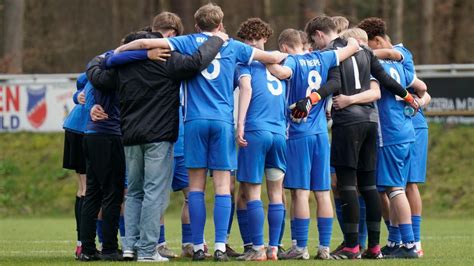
[289,92,321,121]
[403,92,420,110]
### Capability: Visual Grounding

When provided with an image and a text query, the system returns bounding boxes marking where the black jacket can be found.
[319,38,409,126]
[86,35,224,145]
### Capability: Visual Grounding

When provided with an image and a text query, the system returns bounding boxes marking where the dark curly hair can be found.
[236,18,273,41]
[357,17,386,40]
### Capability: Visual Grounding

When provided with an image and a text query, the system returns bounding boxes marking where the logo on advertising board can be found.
[26,86,47,128]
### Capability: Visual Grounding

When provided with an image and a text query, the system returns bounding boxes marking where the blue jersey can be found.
[237,61,287,136]
[284,50,339,139]
[395,44,429,130]
[174,88,185,157]
[166,33,255,124]
[63,73,89,133]
[376,59,416,146]
[394,43,415,84]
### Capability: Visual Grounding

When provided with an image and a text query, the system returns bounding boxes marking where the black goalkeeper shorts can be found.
[331,122,377,171]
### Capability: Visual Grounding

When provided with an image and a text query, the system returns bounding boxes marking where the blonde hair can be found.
[340,28,368,44]
[194,3,224,32]
[278,28,303,50]
[332,16,349,34]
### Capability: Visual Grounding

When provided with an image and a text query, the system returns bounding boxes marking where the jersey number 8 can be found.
[306,70,322,96]
[201,53,221,80]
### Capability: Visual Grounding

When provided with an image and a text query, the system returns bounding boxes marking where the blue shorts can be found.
[237,131,287,184]
[376,142,412,191]
[184,120,237,170]
[407,128,428,183]
[330,166,336,174]
[284,134,331,191]
[172,156,189,191]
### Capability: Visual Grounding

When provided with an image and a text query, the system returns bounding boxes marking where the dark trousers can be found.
[80,134,125,255]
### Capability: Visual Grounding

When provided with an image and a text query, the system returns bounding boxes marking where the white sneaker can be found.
[123,250,135,261]
[315,246,331,260]
[137,252,169,262]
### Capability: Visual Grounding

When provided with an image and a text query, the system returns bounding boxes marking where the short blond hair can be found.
[340,27,368,43]
[194,3,224,32]
[278,28,303,50]
[332,16,349,34]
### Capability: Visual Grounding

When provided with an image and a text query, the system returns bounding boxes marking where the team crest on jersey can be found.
[26,86,47,128]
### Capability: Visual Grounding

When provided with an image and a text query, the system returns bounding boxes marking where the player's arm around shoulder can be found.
[334,37,360,62]
[373,49,402,61]
[253,49,288,65]
[114,38,170,54]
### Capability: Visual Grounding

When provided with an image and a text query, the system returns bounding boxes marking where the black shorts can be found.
[63,130,86,174]
[331,122,377,171]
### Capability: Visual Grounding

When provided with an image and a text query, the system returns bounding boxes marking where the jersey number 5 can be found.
[201,53,221,80]
[266,69,283,96]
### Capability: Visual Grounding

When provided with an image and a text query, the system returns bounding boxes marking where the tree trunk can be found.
[3,0,25,73]
[391,0,404,44]
[420,0,434,64]
[170,0,197,34]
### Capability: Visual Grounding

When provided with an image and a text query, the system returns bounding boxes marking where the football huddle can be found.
[62,2,430,262]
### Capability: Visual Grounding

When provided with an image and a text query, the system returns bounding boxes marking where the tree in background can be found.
[3,0,24,73]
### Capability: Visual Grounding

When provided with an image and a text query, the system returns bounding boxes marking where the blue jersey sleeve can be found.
[237,64,251,80]
[105,50,148,69]
[393,44,414,68]
[84,82,95,113]
[233,40,255,65]
[283,56,298,80]
[166,35,193,54]
[320,50,339,69]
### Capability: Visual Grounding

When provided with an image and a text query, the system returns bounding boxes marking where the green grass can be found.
[1,124,474,218]
[0,217,473,265]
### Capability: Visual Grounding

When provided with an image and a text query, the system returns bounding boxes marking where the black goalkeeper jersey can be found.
[325,38,407,127]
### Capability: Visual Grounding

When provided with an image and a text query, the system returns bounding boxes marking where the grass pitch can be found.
[0,217,473,265]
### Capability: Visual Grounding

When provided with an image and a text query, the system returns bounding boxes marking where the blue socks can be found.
[388,225,401,245]
[278,207,286,246]
[119,216,125,237]
[214,194,232,244]
[399,223,415,245]
[317,217,333,248]
[247,200,264,247]
[227,200,235,236]
[412,215,421,242]
[237,209,251,245]
[158,224,165,244]
[188,191,206,245]
[96,219,103,244]
[294,218,310,248]
[290,219,296,242]
[358,196,367,248]
[182,223,192,244]
[268,203,284,247]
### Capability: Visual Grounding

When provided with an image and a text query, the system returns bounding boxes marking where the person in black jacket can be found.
[86,12,228,262]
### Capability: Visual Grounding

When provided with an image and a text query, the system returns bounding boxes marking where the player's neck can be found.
[328,32,339,42]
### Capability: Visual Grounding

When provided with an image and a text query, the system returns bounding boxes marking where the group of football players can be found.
[62,2,429,262]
